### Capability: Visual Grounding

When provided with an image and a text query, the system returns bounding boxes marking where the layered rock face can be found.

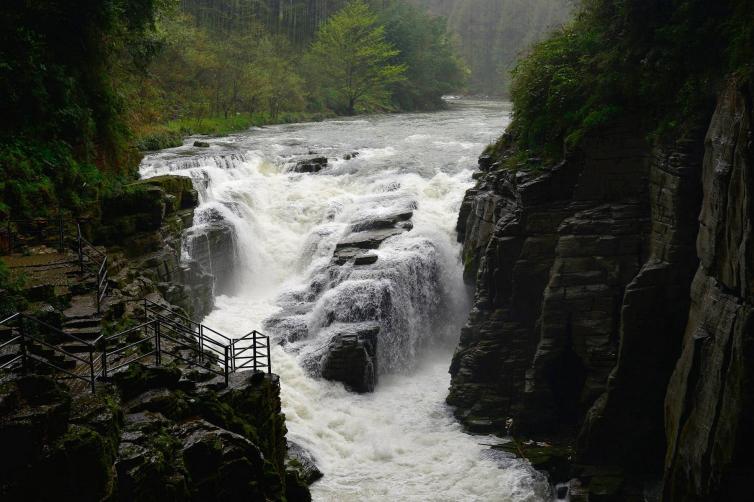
[449,79,753,499]
[663,81,754,500]
[97,175,215,319]
[449,122,652,434]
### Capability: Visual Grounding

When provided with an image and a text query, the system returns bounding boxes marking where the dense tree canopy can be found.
[1,0,467,218]
[0,0,165,217]
[507,0,754,161]
[306,1,406,114]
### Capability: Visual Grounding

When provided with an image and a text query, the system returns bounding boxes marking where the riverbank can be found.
[134,111,338,151]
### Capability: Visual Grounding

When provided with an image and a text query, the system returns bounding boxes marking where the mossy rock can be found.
[44,424,115,501]
[112,363,183,400]
[133,175,198,211]
[495,438,574,483]
[103,185,164,221]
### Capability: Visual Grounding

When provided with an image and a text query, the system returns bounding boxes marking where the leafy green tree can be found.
[306,0,406,114]
[378,1,467,110]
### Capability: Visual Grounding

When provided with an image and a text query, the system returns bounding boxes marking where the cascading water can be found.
[140,100,551,501]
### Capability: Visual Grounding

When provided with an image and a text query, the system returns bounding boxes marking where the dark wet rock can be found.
[134,175,199,212]
[350,210,413,232]
[183,213,236,295]
[320,324,379,393]
[333,247,378,266]
[478,154,494,171]
[0,376,72,479]
[451,78,754,500]
[0,376,124,501]
[193,141,210,148]
[112,363,182,400]
[335,227,406,250]
[662,79,754,501]
[292,157,328,173]
[286,441,323,485]
[175,419,269,501]
[495,439,574,484]
[343,151,359,160]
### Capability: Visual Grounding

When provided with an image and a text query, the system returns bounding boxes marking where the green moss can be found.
[47,425,114,501]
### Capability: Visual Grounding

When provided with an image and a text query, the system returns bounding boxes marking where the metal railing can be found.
[0,299,272,393]
[76,224,108,313]
[1,218,108,313]
[1,217,68,255]
[0,313,98,393]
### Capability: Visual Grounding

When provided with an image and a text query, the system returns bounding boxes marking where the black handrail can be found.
[1,299,271,394]
[1,218,108,313]
[0,313,98,392]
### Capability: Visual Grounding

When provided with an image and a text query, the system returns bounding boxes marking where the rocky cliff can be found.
[0,366,310,501]
[449,78,753,499]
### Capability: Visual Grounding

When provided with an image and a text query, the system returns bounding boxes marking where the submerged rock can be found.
[193,141,210,148]
[292,157,328,173]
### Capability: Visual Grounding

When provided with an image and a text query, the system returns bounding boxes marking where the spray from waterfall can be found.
[140,101,551,502]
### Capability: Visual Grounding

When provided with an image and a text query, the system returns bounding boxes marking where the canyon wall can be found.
[450,79,753,499]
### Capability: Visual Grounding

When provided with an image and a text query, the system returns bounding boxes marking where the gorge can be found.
[2,1,753,501]
[140,100,551,501]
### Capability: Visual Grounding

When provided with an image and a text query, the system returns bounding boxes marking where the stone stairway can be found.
[1,247,98,303]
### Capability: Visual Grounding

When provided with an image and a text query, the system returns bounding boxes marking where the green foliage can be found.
[0,260,26,317]
[508,0,754,163]
[379,1,468,109]
[0,139,105,218]
[305,1,407,114]
[0,0,165,217]
[136,111,334,150]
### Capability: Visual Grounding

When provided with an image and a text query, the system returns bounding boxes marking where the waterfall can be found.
[140,100,551,502]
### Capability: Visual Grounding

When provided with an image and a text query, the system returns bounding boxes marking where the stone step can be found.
[59,342,96,354]
[27,343,78,370]
[63,326,103,340]
[62,316,102,330]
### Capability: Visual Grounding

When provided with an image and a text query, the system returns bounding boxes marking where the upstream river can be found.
[140,100,550,501]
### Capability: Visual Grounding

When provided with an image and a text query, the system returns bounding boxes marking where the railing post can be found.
[266,334,271,374]
[155,319,161,366]
[88,346,96,394]
[230,339,235,372]
[77,224,84,273]
[199,325,204,363]
[19,318,27,375]
[102,340,108,379]
[224,346,229,387]
[96,277,101,314]
[253,331,258,372]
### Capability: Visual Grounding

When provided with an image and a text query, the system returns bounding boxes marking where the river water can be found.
[140,100,550,502]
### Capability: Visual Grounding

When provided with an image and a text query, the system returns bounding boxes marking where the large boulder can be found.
[320,324,379,393]
[291,157,328,173]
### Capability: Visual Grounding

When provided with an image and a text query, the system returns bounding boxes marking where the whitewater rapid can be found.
[140,100,550,502]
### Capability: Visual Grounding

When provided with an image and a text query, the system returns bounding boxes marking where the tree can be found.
[306,0,405,114]
[377,1,467,109]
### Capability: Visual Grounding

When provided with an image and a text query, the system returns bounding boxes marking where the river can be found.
[140,100,550,502]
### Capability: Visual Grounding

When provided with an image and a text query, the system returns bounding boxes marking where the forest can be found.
[0,0,465,220]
